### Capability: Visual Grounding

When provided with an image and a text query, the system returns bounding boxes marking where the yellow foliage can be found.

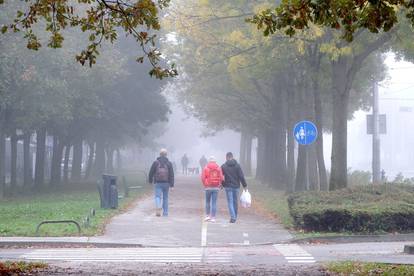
[227,55,248,74]
[309,25,324,38]
[340,46,353,56]
[253,3,273,14]
[199,0,209,6]
[296,40,305,55]
[320,43,353,60]
[228,30,254,48]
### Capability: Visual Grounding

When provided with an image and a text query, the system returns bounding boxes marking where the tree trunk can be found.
[271,127,287,189]
[295,145,307,191]
[310,49,329,191]
[23,132,32,187]
[106,148,114,174]
[85,142,95,180]
[63,145,71,184]
[0,130,5,199]
[308,144,319,190]
[330,60,351,190]
[94,139,106,178]
[270,84,287,190]
[50,136,64,186]
[245,134,252,176]
[239,131,246,171]
[287,125,295,193]
[314,87,329,191]
[34,128,46,188]
[255,133,265,182]
[71,137,82,181]
[286,82,296,193]
[116,149,122,172]
[263,129,274,186]
[330,91,349,190]
[10,131,18,191]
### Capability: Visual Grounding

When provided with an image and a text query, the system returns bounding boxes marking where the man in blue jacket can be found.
[221,152,247,223]
[148,149,174,217]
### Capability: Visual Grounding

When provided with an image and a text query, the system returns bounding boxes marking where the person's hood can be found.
[207,161,219,169]
[225,159,237,167]
[157,156,169,163]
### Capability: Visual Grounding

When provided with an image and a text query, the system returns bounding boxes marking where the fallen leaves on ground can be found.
[0,261,48,276]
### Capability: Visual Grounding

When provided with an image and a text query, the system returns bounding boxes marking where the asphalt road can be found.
[95,175,292,246]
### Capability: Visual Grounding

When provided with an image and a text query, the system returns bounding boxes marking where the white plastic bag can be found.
[240,189,251,208]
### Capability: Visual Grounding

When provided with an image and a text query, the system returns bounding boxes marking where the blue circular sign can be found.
[293,121,318,145]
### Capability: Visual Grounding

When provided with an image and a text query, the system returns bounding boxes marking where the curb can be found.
[0,241,143,248]
[0,240,283,248]
[290,233,414,244]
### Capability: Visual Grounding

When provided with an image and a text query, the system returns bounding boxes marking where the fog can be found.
[344,54,414,179]
[154,95,241,168]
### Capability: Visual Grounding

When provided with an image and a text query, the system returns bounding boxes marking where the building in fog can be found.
[347,89,414,179]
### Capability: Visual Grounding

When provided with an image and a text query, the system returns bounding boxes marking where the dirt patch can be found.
[44,262,328,276]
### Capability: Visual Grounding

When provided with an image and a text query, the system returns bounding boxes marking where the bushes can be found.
[348,170,371,186]
[288,185,414,233]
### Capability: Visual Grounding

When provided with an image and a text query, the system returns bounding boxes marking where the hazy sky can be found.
[155,95,240,167]
[341,53,414,178]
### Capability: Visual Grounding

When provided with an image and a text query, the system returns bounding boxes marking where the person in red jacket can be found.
[201,156,224,222]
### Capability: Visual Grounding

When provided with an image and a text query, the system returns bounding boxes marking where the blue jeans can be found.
[225,187,239,220]
[155,182,170,216]
[205,189,218,217]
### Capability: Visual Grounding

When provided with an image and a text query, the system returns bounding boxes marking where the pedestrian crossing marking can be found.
[19,248,232,263]
[273,244,316,263]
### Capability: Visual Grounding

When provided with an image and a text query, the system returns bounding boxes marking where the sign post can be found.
[293,121,318,190]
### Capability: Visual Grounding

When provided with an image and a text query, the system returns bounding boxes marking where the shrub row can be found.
[288,185,414,233]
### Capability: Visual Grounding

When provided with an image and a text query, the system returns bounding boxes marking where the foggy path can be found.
[98,176,292,247]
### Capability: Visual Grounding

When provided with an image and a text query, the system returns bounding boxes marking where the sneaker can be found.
[210,217,216,222]
[229,218,236,223]
[156,208,162,217]
[204,216,210,221]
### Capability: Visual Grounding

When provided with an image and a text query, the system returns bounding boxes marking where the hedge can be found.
[288,185,414,233]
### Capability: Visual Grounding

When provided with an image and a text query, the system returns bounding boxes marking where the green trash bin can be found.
[101,174,118,209]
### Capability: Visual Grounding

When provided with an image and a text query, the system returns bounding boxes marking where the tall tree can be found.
[1,0,176,78]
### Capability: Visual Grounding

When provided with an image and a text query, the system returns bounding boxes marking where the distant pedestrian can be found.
[148,149,174,217]
[201,156,223,222]
[181,154,189,175]
[221,152,247,223]
[199,155,208,171]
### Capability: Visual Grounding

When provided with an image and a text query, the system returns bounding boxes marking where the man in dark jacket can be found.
[221,152,247,223]
[148,149,174,217]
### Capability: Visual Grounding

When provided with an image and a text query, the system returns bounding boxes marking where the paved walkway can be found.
[95,175,292,246]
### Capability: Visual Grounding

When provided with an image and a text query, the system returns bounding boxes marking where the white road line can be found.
[243,232,249,245]
[287,260,316,263]
[19,248,232,264]
[24,258,203,263]
[286,257,315,260]
[273,244,316,264]
[201,221,207,247]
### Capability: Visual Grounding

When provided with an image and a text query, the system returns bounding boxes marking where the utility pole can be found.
[372,81,381,184]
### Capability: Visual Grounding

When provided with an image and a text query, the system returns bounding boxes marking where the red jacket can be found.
[201,162,224,188]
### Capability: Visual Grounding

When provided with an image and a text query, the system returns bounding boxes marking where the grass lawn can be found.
[0,172,150,236]
[325,261,414,276]
[248,179,294,229]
